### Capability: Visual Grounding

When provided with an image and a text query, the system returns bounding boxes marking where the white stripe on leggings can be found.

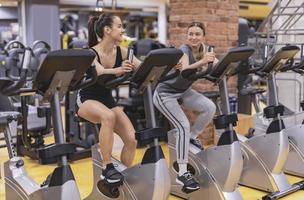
[154,92,186,161]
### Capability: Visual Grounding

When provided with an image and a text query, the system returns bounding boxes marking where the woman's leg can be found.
[182,89,216,138]
[153,91,190,168]
[153,90,200,190]
[77,100,116,166]
[111,107,137,167]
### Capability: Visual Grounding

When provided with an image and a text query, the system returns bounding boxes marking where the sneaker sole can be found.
[189,141,203,150]
[176,178,200,190]
[100,174,123,183]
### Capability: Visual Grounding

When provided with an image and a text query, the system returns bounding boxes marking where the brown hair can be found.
[88,13,116,47]
[187,22,206,36]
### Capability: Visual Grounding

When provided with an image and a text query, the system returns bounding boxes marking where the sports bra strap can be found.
[90,48,101,63]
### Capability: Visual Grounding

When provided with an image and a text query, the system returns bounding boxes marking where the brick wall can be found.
[168,0,239,145]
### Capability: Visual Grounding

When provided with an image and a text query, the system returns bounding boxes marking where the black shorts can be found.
[76,92,117,115]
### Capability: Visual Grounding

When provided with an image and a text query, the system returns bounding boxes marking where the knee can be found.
[125,137,137,149]
[100,111,116,127]
[177,120,190,135]
[77,105,86,118]
[208,101,216,116]
[199,101,216,117]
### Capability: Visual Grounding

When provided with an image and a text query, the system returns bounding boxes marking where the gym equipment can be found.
[15,41,53,162]
[283,60,304,175]
[85,48,183,200]
[168,46,254,200]
[0,41,26,148]
[30,40,51,74]
[3,40,26,78]
[247,58,304,178]
[116,78,170,137]
[0,40,53,163]
[68,39,88,49]
[63,38,98,161]
[235,45,304,200]
[3,48,96,200]
[132,39,166,60]
[64,80,97,161]
[0,41,40,149]
[116,40,168,132]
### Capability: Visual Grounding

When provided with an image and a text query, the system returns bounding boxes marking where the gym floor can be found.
[1,134,304,200]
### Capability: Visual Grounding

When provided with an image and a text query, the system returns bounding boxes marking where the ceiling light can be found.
[96,0,105,12]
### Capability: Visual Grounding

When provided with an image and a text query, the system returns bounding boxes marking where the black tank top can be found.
[79,46,123,98]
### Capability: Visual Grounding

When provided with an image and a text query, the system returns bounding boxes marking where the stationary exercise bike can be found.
[0,40,54,163]
[249,58,304,178]
[281,59,304,177]
[235,45,304,200]
[2,48,96,200]
[15,41,53,163]
[84,48,183,200]
[168,46,255,200]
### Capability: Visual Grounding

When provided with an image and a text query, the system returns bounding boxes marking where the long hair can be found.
[187,21,207,60]
[88,13,115,48]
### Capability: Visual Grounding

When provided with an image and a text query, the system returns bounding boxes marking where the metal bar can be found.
[268,42,302,45]
[279,5,304,9]
[273,4,303,34]
[267,73,279,107]
[272,31,304,34]
[270,32,304,35]
[253,94,261,113]
[271,0,293,25]
[281,9,302,30]
[275,10,299,31]
[268,0,282,27]
[218,76,235,134]
[255,31,304,36]
[144,84,156,128]
[257,2,279,32]
[3,125,16,159]
[262,181,304,200]
[280,13,303,33]
[219,77,231,115]
[272,13,304,16]
[143,83,159,147]
[258,0,303,34]
[51,90,68,166]
[301,44,304,60]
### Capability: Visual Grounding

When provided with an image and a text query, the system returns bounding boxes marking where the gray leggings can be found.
[153,88,216,164]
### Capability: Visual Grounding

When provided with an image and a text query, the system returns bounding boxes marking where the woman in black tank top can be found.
[79,46,123,108]
[77,13,141,183]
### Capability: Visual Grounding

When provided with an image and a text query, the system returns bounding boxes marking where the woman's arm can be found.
[181,52,216,71]
[120,46,141,69]
[94,59,114,75]
[94,59,127,76]
[180,53,207,71]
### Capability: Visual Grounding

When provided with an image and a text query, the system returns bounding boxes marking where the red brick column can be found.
[168,0,239,145]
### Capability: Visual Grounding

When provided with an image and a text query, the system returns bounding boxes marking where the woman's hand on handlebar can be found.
[213,57,219,65]
[201,52,215,66]
[174,61,183,71]
[115,60,135,76]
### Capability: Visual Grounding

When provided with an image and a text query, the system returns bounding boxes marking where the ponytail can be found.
[88,16,99,48]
